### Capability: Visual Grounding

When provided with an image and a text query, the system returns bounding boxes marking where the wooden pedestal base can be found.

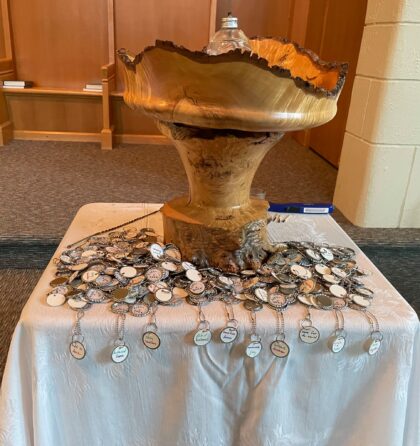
[158,122,284,271]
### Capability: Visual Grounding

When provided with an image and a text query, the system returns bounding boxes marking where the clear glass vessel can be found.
[206,13,251,55]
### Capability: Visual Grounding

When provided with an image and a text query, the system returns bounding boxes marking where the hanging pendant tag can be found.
[270,339,290,358]
[246,340,262,358]
[299,325,320,344]
[194,329,212,346]
[220,326,238,344]
[111,344,129,363]
[143,331,161,350]
[330,335,346,353]
[69,341,86,360]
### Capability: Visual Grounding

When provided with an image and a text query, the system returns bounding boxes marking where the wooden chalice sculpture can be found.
[118,39,347,272]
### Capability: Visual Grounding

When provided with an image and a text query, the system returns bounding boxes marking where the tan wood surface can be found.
[304,0,367,166]
[114,0,212,91]
[216,0,292,37]
[9,0,108,89]
[7,94,102,133]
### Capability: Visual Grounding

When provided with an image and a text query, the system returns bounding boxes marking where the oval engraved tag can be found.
[270,340,290,358]
[194,329,212,346]
[246,340,262,358]
[299,326,320,344]
[69,341,86,360]
[367,338,381,356]
[143,331,161,350]
[331,335,346,353]
[220,326,238,344]
[111,344,129,363]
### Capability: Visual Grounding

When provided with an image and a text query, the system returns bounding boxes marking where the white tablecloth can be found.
[0,203,418,446]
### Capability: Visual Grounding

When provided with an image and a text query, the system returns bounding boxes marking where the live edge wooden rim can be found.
[117,37,347,133]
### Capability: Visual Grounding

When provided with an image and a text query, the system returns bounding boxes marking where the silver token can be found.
[246,340,262,358]
[299,326,320,344]
[268,292,287,308]
[317,294,333,309]
[315,264,331,275]
[155,288,173,302]
[329,284,347,298]
[193,329,212,346]
[297,293,313,306]
[47,292,66,307]
[320,247,334,261]
[145,267,164,282]
[358,288,374,297]
[367,338,381,355]
[165,247,181,261]
[111,302,129,314]
[254,288,268,302]
[149,243,164,260]
[290,265,312,279]
[220,326,238,343]
[86,288,105,303]
[350,294,371,307]
[143,331,161,349]
[81,249,97,258]
[323,274,339,284]
[69,341,86,360]
[131,302,150,317]
[330,335,346,353]
[270,339,290,358]
[331,267,348,278]
[186,269,203,282]
[67,298,88,309]
[189,281,206,295]
[81,270,100,283]
[306,249,321,261]
[218,276,233,286]
[173,287,188,298]
[182,261,195,271]
[111,344,129,363]
[161,261,178,272]
[69,263,89,271]
[120,266,137,278]
[95,275,113,287]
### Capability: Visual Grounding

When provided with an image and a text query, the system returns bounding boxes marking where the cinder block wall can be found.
[334,0,420,228]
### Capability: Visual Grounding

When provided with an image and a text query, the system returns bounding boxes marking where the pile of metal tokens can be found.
[46,227,374,315]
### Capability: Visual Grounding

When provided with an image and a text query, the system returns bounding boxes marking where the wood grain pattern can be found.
[159,122,283,270]
[9,0,108,88]
[114,0,212,90]
[118,38,346,132]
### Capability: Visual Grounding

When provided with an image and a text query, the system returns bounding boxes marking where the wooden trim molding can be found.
[114,134,171,145]
[0,120,12,145]
[13,130,102,142]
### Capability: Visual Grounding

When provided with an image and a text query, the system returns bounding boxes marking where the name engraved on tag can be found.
[193,329,212,346]
[69,341,86,360]
[220,326,238,344]
[299,326,320,344]
[270,340,290,358]
[143,331,161,349]
[246,341,262,358]
[111,345,129,363]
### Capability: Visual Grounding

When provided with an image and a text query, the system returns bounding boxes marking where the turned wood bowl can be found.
[118,37,347,133]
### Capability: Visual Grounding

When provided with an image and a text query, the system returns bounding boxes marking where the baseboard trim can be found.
[13,130,101,142]
[12,130,171,146]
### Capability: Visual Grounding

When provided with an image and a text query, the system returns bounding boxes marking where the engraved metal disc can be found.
[331,335,346,353]
[173,287,188,298]
[130,302,150,317]
[145,267,164,282]
[350,294,371,307]
[47,292,66,307]
[81,270,100,283]
[290,265,312,279]
[69,341,86,360]
[149,243,164,260]
[329,284,347,298]
[297,293,313,306]
[67,298,88,309]
[155,288,172,302]
[220,326,238,344]
[299,326,320,344]
[143,331,161,349]
[111,344,129,363]
[254,288,268,302]
[181,261,195,271]
[246,340,262,358]
[367,338,381,356]
[270,339,290,358]
[315,264,331,275]
[186,269,203,282]
[189,281,206,295]
[320,247,334,261]
[193,329,212,346]
[120,266,138,278]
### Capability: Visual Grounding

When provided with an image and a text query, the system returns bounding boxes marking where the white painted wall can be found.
[334,0,420,227]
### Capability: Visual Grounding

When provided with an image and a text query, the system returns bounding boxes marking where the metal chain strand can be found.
[72,309,84,338]
[250,310,257,337]
[67,209,162,249]
[116,313,126,343]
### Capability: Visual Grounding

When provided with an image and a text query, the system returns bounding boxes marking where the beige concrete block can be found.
[400,147,420,227]
[357,24,420,79]
[334,133,415,227]
[362,79,420,144]
[346,76,371,137]
[366,0,420,24]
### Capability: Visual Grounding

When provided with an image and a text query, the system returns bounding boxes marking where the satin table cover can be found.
[0,203,418,446]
